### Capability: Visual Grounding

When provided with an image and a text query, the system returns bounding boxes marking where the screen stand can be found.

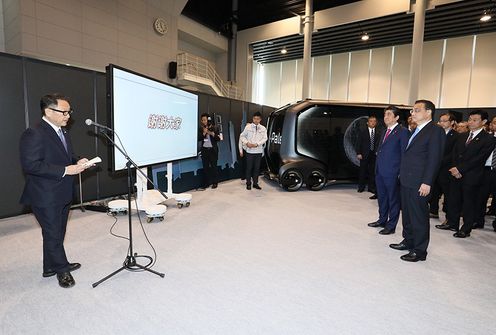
[92,131,165,288]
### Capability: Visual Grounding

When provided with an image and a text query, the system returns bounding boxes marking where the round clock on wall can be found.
[153,18,168,35]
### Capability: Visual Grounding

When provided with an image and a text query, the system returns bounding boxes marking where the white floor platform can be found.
[1,179,495,335]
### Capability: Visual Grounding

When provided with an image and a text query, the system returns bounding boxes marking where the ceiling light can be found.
[361,33,369,41]
[480,11,491,22]
[281,48,288,54]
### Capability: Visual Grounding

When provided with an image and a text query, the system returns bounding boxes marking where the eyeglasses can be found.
[410,108,426,114]
[49,107,74,116]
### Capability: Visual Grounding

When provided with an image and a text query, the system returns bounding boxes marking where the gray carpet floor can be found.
[1,179,495,335]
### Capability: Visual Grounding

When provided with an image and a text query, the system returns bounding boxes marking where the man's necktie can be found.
[58,129,68,152]
[370,128,375,151]
[383,128,391,143]
[466,132,474,146]
[407,127,420,148]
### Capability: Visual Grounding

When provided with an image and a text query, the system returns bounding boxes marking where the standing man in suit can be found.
[356,116,381,199]
[390,100,445,262]
[19,93,90,288]
[430,112,459,222]
[368,106,409,235]
[198,113,222,190]
[440,110,494,237]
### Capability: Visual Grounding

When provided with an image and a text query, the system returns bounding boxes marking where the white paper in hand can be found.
[84,156,102,168]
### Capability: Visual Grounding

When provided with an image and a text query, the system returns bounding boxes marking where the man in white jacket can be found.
[239,112,268,190]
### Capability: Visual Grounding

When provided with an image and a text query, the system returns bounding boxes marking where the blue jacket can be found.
[376,124,409,178]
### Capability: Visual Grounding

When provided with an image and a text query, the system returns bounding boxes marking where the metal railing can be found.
[176,52,242,100]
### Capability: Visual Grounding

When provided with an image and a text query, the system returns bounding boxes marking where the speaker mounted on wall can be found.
[168,61,177,79]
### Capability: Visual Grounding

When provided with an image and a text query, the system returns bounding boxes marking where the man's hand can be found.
[203,127,208,136]
[239,151,244,158]
[357,154,363,160]
[449,167,462,179]
[77,158,89,165]
[66,164,87,175]
[247,143,257,148]
[418,183,431,197]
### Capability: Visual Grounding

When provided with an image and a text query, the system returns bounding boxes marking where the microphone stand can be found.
[92,129,165,288]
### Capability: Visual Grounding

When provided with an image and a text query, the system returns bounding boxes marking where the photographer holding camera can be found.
[198,113,222,190]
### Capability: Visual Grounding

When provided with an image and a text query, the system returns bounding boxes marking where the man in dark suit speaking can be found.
[390,100,445,262]
[19,93,90,288]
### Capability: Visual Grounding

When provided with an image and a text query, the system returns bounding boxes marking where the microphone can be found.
[85,119,113,132]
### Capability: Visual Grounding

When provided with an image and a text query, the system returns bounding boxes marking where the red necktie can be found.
[383,129,391,143]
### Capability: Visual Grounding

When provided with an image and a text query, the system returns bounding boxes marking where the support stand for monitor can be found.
[92,131,166,288]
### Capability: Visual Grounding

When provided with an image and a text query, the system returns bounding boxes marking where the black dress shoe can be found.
[389,242,408,251]
[453,231,470,238]
[246,185,252,190]
[368,221,385,228]
[57,272,75,288]
[369,195,378,200]
[43,263,81,278]
[357,188,365,193]
[379,228,395,235]
[253,184,262,190]
[211,183,218,189]
[435,224,457,231]
[400,251,426,262]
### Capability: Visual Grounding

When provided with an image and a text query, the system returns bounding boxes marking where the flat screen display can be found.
[109,65,198,171]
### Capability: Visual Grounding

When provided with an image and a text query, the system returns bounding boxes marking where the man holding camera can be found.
[198,113,222,190]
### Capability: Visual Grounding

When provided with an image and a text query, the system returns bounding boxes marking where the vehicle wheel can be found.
[280,169,303,192]
[146,217,153,223]
[306,170,327,191]
[177,203,183,209]
[159,217,164,221]
[185,202,190,207]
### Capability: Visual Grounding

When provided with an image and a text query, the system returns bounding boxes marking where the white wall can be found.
[2,0,188,82]
[254,32,496,109]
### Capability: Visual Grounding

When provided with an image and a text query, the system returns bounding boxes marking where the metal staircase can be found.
[176,52,242,100]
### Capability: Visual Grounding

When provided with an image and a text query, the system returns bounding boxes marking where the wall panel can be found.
[280,60,297,105]
[469,32,496,107]
[418,40,444,105]
[311,55,330,99]
[440,35,473,108]
[329,52,349,101]
[368,47,392,103]
[390,44,411,105]
[348,50,370,102]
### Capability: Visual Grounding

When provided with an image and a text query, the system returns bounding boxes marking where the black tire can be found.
[185,202,190,207]
[280,169,303,192]
[159,217,164,221]
[306,170,327,191]
[177,203,183,209]
[146,217,153,223]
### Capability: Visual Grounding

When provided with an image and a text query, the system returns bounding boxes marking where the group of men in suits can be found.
[366,101,496,262]
[434,110,496,237]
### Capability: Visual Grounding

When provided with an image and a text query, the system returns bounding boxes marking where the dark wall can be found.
[0,55,26,217]
[0,52,274,219]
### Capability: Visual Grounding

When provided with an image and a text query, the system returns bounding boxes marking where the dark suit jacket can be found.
[198,124,221,152]
[376,125,409,178]
[438,129,460,183]
[400,121,445,189]
[451,129,494,186]
[19,120,76,207]
[356,127,381,158]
